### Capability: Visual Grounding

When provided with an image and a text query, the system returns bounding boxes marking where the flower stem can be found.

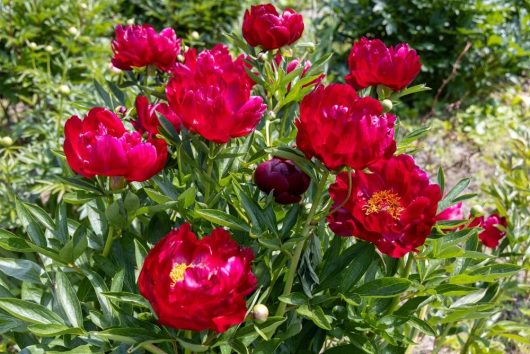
[203,142,216,203]
[102,226,114,257]
[275,169,330,317]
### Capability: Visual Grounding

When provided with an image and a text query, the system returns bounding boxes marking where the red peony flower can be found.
[254,157,310,204]
[274,54,325,90]
[133,96,181,136]
[327,155,442,258]
[138,223,257,333]
[469,214,508,248]
[166,45,267,143]
[111,24,181,72]
[436,202,464,222]
[242,4,304,50]
[345,37,421,91]
[63,107,167,182]
[295,84,396,170]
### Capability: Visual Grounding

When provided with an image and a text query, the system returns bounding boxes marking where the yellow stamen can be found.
[363,190,403,220]
[169,263,190,286]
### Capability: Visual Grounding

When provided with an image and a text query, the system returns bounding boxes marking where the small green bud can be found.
[177,54,185,63]
[59,84,71,95]
[252,304,269,323]
[45,45,53,53]
[126,19,134,25]
[191,31,200,40]
[68,26,79,36]
[470,205,485,217]
[28,42,38,50]
[0,137,14,146]
[381,99,393,112]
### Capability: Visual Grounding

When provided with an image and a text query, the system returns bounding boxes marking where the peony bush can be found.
[0,3,526,354]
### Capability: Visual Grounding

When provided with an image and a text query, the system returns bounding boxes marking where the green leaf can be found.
[323,344,370,354]
[23,202,55,231]
[438,178,470,212]
[176,338,209,352]
[102,292,151,308]
[96,328,165,344]
[194,209,250,232]
[28,323,85,337]
[0,258,43,284]
[278,292,308,305]
[352,278,412,297]
[94,80,113,108]
[296,304,332,330]
[0,298,64,325]
[449,264,520,284]
[0,229,31,252]
[409,316,436,336]
[228,338,249,354]
[56,176,103,194]
[56,271,84,328]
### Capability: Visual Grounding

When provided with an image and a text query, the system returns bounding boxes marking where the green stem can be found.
[142,343,168,354]
[203,143,217,203]
[387,254,414,314]
[184,330,192,354]
[432,324,451,354]
[102,226,114,257]
[275,169,330,317]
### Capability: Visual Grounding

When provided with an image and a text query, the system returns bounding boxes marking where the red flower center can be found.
[169,263,191,286]
[363,190,403,220]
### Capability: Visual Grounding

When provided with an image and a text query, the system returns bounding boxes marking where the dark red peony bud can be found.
[345,37,421,91]
[242,4,304,50]
[63,107,167,182]
[138,223,257,333]
[111,24,181,72]
[254,157,310,204]
[327,154,442,258]
[469,214,508,248]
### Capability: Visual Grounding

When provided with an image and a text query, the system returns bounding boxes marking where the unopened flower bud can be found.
[268,111,276,119]
[256,52,267,62]
[254,157,310,204]
[183,45,189,52]
[191,31,200,40]
[470,205,485,217]
[252,304,269,323]
[45,45,53,53]
[115,105,127,116]
[28,42,38,50]
[80,3,87,9]
[68,26,79,36]
[0,137,13,147]
[126,18,135,25]
[59,84,71,95]
[381,99,393,112]
[177,54,185,63]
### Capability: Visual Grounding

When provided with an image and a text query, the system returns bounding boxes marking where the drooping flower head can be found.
[346,37,421,91]
[469,214,508,249]
[254,157,310,204]
[242,4,304,50]
[111,24,181,72]
[166,44,267,143]
[327,155,442,258]
[133,96,181,136]
[296,84,396,170]
[63,107,167,182]
[138,223,257,333]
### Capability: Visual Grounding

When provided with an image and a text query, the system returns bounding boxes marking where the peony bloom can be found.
[469,214,508,248]
[133,96,181,136]
[63,107,167,182]
[138,223,257,333]
[254,157,310,204]
[111,24,181,72]
[166,45,267,143]
[274,54,325,90]
[296,84,396,170]
[242,4,304,50]
[345,37,421,91]
[327,155,442,258]
[436,202,464,222]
